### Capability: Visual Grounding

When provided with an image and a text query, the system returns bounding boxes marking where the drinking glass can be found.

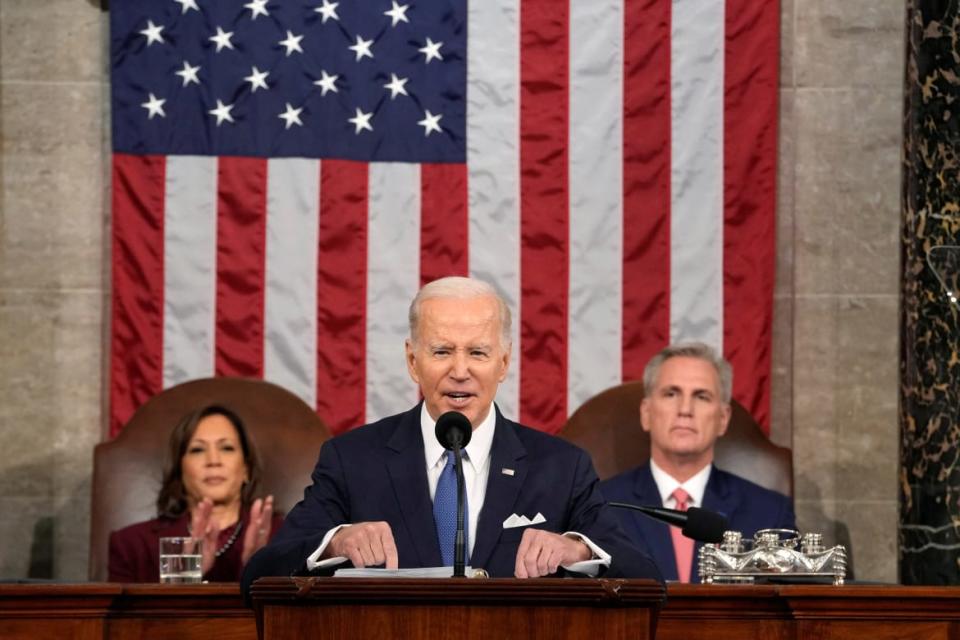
[159,536,203,584]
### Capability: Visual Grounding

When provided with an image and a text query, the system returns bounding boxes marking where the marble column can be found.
[900,0,960,584]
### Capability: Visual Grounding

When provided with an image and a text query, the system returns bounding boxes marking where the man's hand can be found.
[514,529,592,578]
[325,521,399,569]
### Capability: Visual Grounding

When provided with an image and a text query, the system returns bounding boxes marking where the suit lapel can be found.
[632,465,679,581]
[385,406,442,568]
[469,410,527,570]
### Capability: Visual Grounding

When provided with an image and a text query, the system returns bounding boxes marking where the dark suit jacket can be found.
[599,463,796,583]
[242,404,662,593]
[109,511,284,582]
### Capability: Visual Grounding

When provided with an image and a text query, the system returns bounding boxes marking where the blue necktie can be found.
[434,450,468,566]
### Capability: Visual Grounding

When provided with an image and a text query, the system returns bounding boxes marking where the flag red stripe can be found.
[420,163,469,285]
[317,160,369,434]
[519,0,570,433]
[214,157,267,378]
[621,0,672,382]
[109,154,166,436]
[723,0,778,432]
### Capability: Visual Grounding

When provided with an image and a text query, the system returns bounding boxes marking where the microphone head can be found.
[682,507,729,543]
[435,411,473,450]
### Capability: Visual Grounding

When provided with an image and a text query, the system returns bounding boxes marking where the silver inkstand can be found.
[699,529,847,585]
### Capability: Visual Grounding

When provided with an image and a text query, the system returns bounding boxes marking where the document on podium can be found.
[334,566,485,578]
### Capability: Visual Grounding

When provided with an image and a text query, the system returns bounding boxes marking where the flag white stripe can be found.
[263,158,320,407]
[567,0,624,410]
[669,0,725,350]
[467,0,522,420]
[366,163,422,422]
[162,155,217,388]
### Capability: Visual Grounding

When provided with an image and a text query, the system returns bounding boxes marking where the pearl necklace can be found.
[215,521,243,558]
[187,520,243,558]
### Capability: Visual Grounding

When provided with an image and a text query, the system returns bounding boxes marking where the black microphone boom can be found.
[434,411,473,578]
[609,502,729,543]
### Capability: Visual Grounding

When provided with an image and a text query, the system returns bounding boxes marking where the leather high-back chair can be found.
[89,377,331,581]
[559,381,793,497]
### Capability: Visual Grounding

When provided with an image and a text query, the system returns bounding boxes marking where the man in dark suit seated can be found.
[599,342,795,583]
[242,277,661,594]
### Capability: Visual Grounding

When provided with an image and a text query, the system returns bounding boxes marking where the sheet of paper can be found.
[334,566,481,578]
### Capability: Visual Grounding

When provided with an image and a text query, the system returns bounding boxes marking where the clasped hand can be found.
[324,522,590,578]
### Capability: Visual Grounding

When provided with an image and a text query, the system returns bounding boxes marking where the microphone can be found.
[435,410,472,450]
[609,502,729,543]
[434,411,473,577]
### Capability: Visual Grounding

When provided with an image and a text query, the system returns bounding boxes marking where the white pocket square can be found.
[502,512,547,529]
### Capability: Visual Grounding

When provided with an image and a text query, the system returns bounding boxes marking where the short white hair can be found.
[408,276,512,348]
[642,342,732,404]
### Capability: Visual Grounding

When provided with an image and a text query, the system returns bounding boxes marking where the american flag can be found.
[109,0,778,438]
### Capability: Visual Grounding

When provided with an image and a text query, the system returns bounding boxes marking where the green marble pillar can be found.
[900,0,960,584]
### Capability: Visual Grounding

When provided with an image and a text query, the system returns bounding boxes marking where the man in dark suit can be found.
[599,342,795,583]
[243,277,661,593]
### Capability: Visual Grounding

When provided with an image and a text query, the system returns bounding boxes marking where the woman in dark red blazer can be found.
[109,405,282,582]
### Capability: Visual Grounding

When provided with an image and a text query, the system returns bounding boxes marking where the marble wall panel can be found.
[780,0,795,88]
[795,498,898,581]
[770,87,796,450]
[793,87,902,296]
[792,295,899,506]
[784,0,903,584]
[0,288,102,580]
[794,0,905,89]
[769,293,794,450]
[847,500,899,582]
[0,0,107,83]
[0,497,57,578]
[53,484,93,580]
[776,89,797,298]
[1,82,106,290]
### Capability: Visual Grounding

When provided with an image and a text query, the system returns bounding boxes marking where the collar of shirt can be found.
[420,403,496,479]
[649,459,712,509]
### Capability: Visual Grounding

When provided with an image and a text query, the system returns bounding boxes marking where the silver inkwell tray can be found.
[699,529,847,586]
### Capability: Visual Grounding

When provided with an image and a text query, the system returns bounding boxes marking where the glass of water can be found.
[159,536,203,584]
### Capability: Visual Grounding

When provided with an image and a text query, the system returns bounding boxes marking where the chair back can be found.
[559,381,793,496]
[89,377,330,581]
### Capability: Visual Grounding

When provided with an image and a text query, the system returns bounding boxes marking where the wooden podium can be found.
[4,583,960,639]
[249,577,666,640]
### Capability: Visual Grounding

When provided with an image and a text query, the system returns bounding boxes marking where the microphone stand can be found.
[452,441,467,578]
[435,411,473,578]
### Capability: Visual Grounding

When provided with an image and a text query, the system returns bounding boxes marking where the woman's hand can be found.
[190,497,221,575]
[241,495,274,566]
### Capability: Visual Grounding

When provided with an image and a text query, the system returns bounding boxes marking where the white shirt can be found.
[649,459,712,509]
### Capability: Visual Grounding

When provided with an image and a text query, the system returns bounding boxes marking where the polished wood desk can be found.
[250,577,664,640]
[0,584,252,640]
[660,584,960,640]
[2,582,960,640]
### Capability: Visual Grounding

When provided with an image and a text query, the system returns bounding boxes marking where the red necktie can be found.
[670,488,695,582]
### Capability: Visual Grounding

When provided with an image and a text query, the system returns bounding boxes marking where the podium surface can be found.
[3,582,960,639]
[250,577,666,640]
